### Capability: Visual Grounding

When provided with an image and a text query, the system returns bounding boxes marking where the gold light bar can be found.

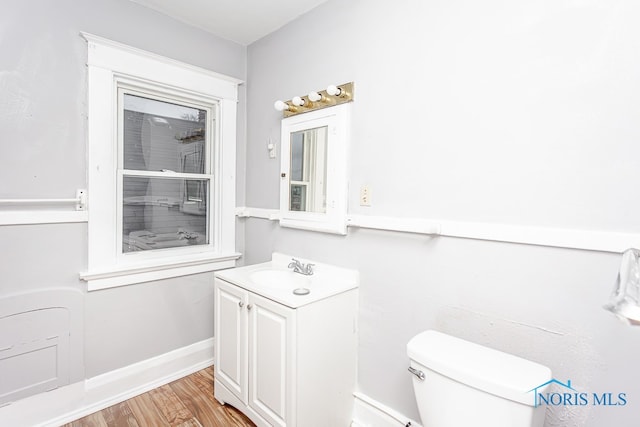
[274,82,354,118]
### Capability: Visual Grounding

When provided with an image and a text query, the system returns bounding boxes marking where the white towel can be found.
[604,248,640,325]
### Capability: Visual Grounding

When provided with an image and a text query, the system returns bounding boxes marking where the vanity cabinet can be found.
[214,276,358,427]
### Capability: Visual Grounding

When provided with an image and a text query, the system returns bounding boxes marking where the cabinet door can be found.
[214,279,249,404]
[248,293,295,427]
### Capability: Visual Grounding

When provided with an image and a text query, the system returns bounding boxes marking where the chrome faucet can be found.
[288,258,314,276]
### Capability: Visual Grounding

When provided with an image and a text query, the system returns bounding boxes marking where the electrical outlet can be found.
[360,185,371,206]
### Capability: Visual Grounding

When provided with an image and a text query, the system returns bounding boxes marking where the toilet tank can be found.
[407,330,551,427]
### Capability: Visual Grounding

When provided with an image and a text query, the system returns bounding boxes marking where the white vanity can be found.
[213,253,359,427]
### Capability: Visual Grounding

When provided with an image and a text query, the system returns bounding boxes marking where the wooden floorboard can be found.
[169,376,219,427]
[148,384,195,426]
[63,366,255,427]
[127,393,171,427]
[67,412,109,427]
[101,401,139,427]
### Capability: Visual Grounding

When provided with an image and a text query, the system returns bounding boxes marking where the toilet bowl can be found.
[407,330,551,427]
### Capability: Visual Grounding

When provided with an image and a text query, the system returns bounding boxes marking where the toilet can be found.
[407,330,552,427]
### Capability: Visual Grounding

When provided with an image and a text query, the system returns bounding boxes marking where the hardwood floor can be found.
[63,367,255,427]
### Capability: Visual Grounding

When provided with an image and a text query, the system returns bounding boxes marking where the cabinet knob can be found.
[239,301,244,308]
[247,304,253,310]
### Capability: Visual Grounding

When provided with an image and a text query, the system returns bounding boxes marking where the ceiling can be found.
[129,0,330,45]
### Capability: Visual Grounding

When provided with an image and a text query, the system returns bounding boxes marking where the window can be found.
[80,34,241,290]
[119,91,212,254]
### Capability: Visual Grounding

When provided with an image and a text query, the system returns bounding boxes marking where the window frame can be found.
[80,33,241,290]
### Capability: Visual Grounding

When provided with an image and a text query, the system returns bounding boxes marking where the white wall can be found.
[245,1,640,425]
[0,0,246,387]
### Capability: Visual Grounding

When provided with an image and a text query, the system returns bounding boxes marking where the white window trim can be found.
[80,33,242,290]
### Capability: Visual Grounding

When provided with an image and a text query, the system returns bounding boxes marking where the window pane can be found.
[290,184,307,211]
[123,176,209,253]
[123,94,208,173]
[291,132,304,181]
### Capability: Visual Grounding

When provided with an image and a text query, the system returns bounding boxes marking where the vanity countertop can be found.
[215,253,359,308]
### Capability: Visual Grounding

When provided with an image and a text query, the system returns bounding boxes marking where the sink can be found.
[249,270,311,289]
[216,253,359,308]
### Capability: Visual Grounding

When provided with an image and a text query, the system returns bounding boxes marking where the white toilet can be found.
[407,330,552,427]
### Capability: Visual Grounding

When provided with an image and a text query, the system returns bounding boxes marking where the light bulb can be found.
[274,100,290,111]
[308,91,322,102]
[292,96,305,106]
[326,84,342,96]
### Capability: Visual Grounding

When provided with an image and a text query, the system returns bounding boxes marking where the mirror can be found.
[279,104,350,234]
[289,126,328,213]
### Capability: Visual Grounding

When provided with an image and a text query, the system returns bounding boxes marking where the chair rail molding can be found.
[235,206,640,254]
[0,190,88,226]
[0,211,89,226]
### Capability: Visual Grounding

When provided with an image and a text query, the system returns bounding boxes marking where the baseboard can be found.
[0,337,214,427]
[352,392,422,427]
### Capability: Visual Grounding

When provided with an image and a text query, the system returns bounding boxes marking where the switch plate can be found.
[267,139,276,159]
[360,185,371,206]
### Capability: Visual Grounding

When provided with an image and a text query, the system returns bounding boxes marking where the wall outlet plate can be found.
[360,185,371,206]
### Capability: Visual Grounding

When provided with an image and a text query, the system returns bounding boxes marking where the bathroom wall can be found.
[245,1,640,426]
[0,0,246,390]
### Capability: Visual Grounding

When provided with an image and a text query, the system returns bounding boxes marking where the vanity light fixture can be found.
[291,96,306,107]
[274,100,295,112]
[274,82,354,117]
[308,91,323,102]
[326,84,342,96]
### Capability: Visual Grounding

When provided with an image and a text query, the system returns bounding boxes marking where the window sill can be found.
[80,252,241,291]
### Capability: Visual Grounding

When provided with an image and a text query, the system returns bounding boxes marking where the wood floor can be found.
[62,367,255,427]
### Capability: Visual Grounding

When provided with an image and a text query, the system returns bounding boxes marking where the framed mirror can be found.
[279,103,350,234]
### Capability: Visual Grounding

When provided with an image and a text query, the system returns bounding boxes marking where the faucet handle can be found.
[288,258,302,271]
[304,263,315,275]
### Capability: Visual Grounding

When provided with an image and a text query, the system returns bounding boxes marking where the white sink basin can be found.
[250,270,311,289]
[216,253,359,308]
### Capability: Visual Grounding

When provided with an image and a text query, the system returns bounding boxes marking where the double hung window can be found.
[81,34,240,290]
[119,90,213,255]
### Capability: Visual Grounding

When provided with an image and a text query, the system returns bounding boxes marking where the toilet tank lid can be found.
[407,330,552,406]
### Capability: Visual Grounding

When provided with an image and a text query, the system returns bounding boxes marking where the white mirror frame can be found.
[279,103,350,234]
